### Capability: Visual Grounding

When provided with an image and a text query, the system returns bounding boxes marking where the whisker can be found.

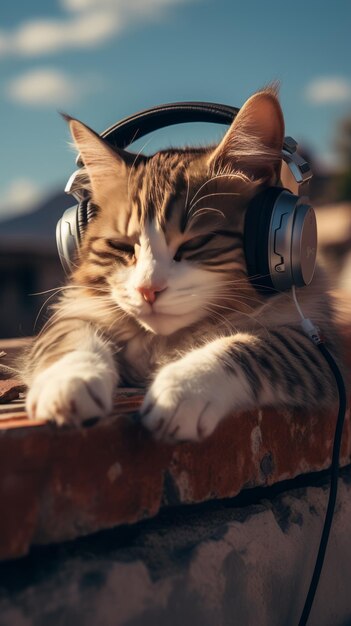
[36,294,122,336]
[209,301,270,336]
[127,138,151,198]
[203,305,238,335]
[184,169,190,213]
[58,251,80,271]
[188,207,225,222]
[29,283,109,297]
[189,173,249,208]
[189,191,239,214]
[33,290,68,333]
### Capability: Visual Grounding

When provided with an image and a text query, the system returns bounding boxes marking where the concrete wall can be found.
[0,470,350,626]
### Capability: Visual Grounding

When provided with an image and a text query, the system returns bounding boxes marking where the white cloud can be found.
[61,0,191,15]
[5,68,94,106]
[0,32,8,55]
[305,77,351,105]
[61,0,130,9]
[0,11,120,57]
[0,178,43,219]
[0,0,194,58]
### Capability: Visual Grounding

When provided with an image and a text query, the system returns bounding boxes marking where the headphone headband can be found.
[99,101,239,150]
[70,101,311,198]
[74,101,309,180]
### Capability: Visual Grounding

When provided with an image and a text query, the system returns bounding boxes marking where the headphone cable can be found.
[291,287,347,626]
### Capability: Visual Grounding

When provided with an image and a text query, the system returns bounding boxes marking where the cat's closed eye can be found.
[106,239,135,255]
[173,234,215,262]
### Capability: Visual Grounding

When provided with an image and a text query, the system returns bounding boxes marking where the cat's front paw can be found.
[140,352,233,442]
[26,351,117,426]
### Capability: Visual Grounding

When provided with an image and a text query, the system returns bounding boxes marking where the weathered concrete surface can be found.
[0,470,350,626]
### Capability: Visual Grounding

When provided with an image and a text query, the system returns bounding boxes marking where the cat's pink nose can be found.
[137,285,166,304]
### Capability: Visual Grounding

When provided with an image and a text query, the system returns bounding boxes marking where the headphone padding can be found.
[244,187,286,293]
[77,200,88,242]
[86,200,99,223]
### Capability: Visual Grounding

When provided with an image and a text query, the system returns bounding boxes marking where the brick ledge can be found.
[0,330,350,561]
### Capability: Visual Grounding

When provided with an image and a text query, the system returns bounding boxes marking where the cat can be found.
[23,87,342,442]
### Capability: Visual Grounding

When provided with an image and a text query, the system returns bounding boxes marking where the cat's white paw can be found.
[26,351,117,426]
[140,350,235,442]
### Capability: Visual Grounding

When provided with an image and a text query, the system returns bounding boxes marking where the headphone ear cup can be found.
[56,205,80,275]
[244,187,317,294]
[244,187,284,293]
[56,199,99,275]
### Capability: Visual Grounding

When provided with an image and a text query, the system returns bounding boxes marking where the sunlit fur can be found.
[23,88,347,440]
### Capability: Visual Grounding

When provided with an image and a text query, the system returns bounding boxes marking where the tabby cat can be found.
[24,88,340,442]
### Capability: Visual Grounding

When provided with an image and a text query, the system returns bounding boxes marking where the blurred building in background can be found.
[0,192,72,338]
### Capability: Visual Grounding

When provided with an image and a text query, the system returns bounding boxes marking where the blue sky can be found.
[1,0,351,220]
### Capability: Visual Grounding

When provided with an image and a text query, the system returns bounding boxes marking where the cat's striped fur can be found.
[24,89,342,441]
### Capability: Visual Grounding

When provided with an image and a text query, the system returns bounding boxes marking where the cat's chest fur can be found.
[118,334,154,385]
[117,320,219,386]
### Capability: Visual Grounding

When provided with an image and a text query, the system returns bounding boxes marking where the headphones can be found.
[57,101,317,293]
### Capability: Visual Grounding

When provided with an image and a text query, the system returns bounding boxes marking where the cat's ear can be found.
[63,114,130,204]
[208,89,285,183]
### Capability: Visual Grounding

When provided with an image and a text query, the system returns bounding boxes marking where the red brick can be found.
[0,330,350,561]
